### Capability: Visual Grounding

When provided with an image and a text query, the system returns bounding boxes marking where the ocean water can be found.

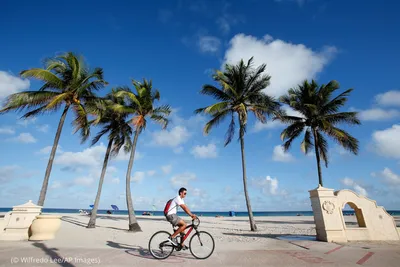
[1,208,399,217]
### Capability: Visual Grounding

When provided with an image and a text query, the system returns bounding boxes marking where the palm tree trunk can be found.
[37,104,70,206]
[87,139,113,228]
[126,128,142,232]
[313,128,323,186]
[239,127,257,231]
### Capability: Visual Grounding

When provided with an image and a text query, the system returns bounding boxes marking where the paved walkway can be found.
[0,237,399,267]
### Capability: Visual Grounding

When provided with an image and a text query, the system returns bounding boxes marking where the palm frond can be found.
[300,128,313,154]
[203,109,230,135]
[281,123,304,151]
[200,85,233,101]
[320,88,353,115]
[114,90,141,109]
[71,103,90,143]
[150,114,169,129]
[0,91,60,114]
[224,112,235,146]
[323,126,359,155]
[280,122,305,141]
[20,69,64,88]
[316,131,329,167]
[324,112,361,125]
[152,104,171,116]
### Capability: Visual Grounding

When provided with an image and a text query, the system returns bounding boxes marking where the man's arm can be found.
[179,204,196,219]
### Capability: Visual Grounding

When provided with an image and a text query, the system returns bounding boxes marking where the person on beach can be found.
[165,187,197,248]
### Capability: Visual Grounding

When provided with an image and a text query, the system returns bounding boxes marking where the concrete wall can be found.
[310,186,400,242]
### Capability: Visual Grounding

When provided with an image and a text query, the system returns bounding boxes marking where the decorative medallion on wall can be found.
[322,201,335,214]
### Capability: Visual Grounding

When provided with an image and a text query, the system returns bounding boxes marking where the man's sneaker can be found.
[182,245,189,251]
[167,236,178,246]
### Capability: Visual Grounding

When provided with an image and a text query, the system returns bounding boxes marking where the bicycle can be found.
[148,217,215,260]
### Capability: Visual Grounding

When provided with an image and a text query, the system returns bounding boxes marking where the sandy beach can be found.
[1,214,400,266]
[1,213,398,250]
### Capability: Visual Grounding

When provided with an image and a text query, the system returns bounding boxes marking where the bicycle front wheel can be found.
[148,230,175,259]
[189,231,215,259]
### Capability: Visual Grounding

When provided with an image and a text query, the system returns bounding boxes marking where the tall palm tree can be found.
[195,57,282,231]
[85,92,133,228]
[0,52,107,206]
[111,79,171,232]
[277,80,360,186]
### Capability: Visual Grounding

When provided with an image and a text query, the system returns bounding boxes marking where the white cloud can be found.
[371,124,400,159]
[73,176,95,187]
[170,172,196,187]
[0,71,30,102]
[173,146,184,154]
[0,126,15,134]
[375,168,400,186]
[8,132,37,143]
[223,34,337,98]
[147,170,156,176]
[54,145,106,168]
[341,177,368,197]
[50,181,62,189]
[358,108,400,121]
[16,117,37,127]
[198,36,221,53]
[252,175,279,195]
[0,165,19,183]
[111,178,120,184]
[132,171,146,183]
[162,164,172,174]
[36,124,50,133]
[37,145,63,155]
[113,150,142,161]
[334,145,350,155]
[152,126,191,147]
[191,143,218,158]
[272,145,295,162]
[375,90,400,107]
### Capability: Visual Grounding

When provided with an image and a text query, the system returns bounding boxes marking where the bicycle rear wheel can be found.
[148,230,175,259]
[189,231,215,259]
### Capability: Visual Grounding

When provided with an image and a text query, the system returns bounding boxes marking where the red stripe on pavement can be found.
[357,252,374,265]
[325,245,344,254]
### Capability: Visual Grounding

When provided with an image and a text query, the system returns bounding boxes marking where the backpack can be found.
[163,198,177,216]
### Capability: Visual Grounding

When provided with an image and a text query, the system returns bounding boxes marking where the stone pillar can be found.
[0,200,42,241]
[309,185,347,242]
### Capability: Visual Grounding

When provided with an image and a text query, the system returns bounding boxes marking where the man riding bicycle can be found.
[165,187,197,248]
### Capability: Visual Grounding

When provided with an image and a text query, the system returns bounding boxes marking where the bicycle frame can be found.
[173,222,197,245]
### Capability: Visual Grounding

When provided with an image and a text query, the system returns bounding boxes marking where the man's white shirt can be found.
[167,195,184,216]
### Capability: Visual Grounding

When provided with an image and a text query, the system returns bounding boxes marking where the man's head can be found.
[178,187,187,198]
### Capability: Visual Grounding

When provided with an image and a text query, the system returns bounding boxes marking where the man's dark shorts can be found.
[166,214,182,226]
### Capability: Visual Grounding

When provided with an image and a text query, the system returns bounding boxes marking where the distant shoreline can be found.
[1,207,399,217]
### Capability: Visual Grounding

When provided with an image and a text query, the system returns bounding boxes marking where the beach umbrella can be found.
[111,205,119,211]
[89,204,94,209]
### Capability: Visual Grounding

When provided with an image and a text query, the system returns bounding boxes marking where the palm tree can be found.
[195,57,282,231]
[85,92,133,228]
[0,52,107,206]
[277,80,360,186]
[111,79,171,232]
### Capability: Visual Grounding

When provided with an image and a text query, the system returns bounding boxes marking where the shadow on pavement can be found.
[61,217,128,232]
[222,219,315,225]
[222,232,316,239]
[31,242,75,267]
[106,241,192,261]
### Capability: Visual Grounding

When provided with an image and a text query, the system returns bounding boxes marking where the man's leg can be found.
[171,219,186,241]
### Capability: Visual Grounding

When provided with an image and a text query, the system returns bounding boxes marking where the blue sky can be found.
[0,0,399,212]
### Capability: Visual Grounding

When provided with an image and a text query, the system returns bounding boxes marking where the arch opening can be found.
[342,202,366,228]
